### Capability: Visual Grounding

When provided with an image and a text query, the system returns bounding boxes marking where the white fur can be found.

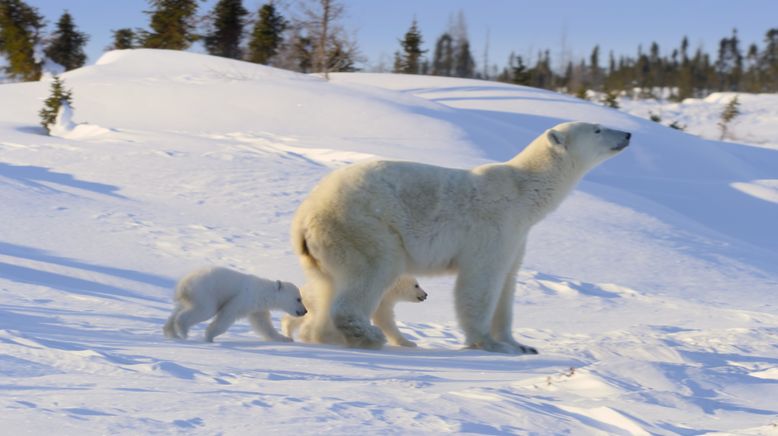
[290,122,631,354]
[163,266,307,343]
[282,276,427,347]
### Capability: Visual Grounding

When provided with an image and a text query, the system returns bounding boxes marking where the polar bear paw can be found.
[334,315,387,349]
[501,337,539,355]
[467,338,538,355]
[393,338,418,348]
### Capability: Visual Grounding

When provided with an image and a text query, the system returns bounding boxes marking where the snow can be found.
[618,91,778,151]
[1,49,777,434]
[48,101,112,140]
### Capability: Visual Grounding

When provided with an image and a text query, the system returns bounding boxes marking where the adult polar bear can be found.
[292,122,631,354]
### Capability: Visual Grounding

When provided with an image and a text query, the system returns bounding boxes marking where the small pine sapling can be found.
[39,76,73,134]
[575,85,588,100]
[601,90,620,108]
[718,96,740,140]
[669,120,686,131]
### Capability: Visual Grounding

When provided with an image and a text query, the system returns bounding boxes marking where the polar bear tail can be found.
[300,236,317,267]
[292,219,321,272]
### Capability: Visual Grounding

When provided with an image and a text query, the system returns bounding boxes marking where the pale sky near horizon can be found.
[23,0,778,73]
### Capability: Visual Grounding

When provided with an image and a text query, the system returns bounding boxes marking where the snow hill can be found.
[619,92,778,151]
[1,49,777,434]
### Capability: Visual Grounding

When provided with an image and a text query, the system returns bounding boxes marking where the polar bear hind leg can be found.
[330,252,403,349]
[174,303,214,339]
[163,306,182,338]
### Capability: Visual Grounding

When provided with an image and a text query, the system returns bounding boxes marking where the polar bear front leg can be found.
[372,299,416,347]
[454,263,516,354]
[249,310,293,342]
[204,298,243,342]
[281,313,305,339]
[491,274,538,355]
[490,244,538,355]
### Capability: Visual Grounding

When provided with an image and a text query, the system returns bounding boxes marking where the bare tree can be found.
[296,0,359,79]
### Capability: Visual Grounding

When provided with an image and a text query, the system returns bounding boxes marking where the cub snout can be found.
[295,308,307,316]
[416,289,428,302]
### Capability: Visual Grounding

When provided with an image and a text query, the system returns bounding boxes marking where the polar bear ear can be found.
[547,129,566,148]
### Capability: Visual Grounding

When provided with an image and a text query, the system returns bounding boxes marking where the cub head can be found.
[545,121,631,168]
[274,280,307,316]
[386,276,427,303]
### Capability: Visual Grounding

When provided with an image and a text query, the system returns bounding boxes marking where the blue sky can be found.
[27,0,778,72]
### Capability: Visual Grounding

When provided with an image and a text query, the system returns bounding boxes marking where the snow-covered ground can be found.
[618,92,778,151]
[1,49,777,434]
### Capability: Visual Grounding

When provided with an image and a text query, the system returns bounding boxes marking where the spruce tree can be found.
[715,29,743,91]
[676,36,694,100]
[142,0,199,50]
[396,18,425,74]
[761,28,778,91]
[449,11,475,78]
[589,45,601,91]
[511,54,530,85]
[648,42,663,90]
[44,11,89,71]
[453,38,475,78]
[39,75,73,133]
[110,28,136,50]
[204,0,248,59]
[246,2,287,64]
[431,33,453,76]
[529,50,552,89]
[286,28,313,73]
[742,43,761,92]
[0,0,43,81]
[562,61,574,92]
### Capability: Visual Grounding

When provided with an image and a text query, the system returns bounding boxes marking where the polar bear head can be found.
[545,122,631,169]
[273,280,308,316]
[385,276,428,303]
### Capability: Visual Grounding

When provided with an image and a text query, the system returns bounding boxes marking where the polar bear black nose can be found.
[626,132,632,139]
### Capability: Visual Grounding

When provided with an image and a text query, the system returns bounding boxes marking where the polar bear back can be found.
[175,266,269,308]
[294,159,532,274]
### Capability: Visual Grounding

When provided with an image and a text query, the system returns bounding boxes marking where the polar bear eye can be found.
[296,297,302,302]
[594,128,601,134]
[414,284,420,288]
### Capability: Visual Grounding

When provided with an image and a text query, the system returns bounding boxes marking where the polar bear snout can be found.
[416,289,428,301]
[292,295,308,316]
[611,130,632,151]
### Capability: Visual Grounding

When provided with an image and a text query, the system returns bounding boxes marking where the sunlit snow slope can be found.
[1,50,776,434]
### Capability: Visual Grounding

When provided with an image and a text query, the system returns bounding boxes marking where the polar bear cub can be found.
[163,266,307,343]
[282,276,427,347]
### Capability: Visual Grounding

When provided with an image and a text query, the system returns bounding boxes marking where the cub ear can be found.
[547,129,566,147]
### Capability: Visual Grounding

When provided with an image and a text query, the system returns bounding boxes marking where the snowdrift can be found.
[1,49,776,434]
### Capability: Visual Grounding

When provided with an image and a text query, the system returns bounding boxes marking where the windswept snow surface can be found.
[1,50,777,434]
